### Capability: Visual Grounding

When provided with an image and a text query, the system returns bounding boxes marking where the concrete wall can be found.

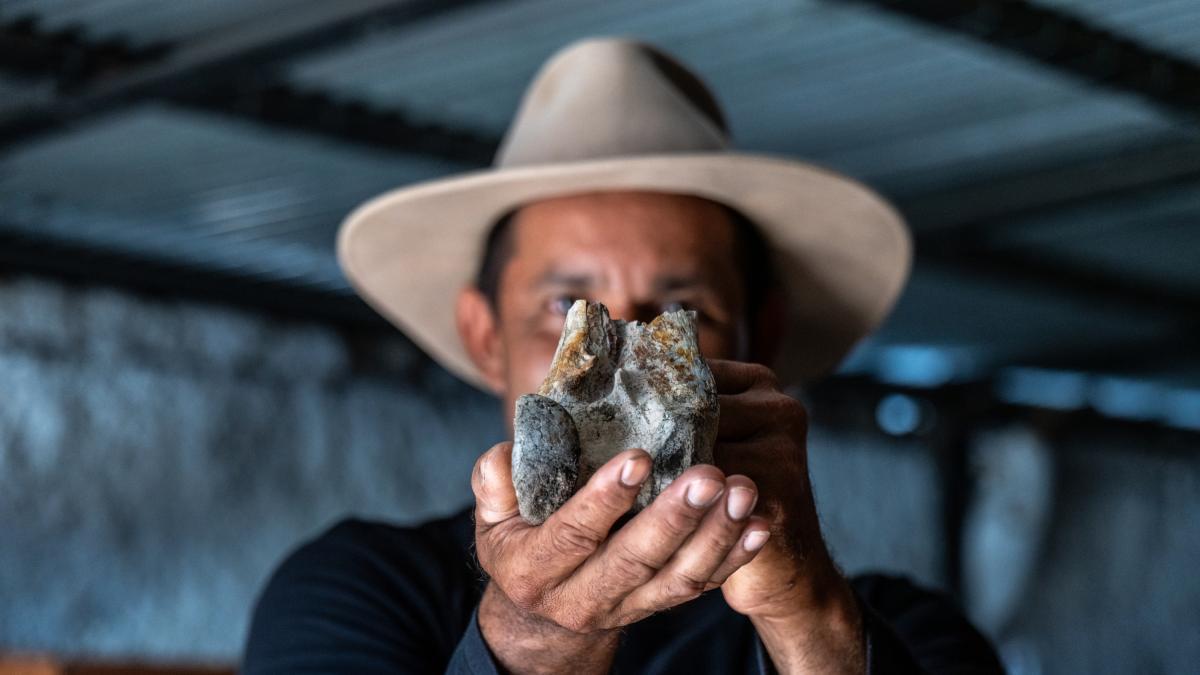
[0,275,501,659]
[995,429,1200,674]
[0,275,1196,673]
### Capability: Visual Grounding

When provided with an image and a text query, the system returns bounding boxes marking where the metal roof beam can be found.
[0,16,170,90]
[897,137,1200,237]
[175,80,498,165]
[0,227,391,330]
[848,0,1200,125]
[915,239,1200,328]
[0,0,496,155]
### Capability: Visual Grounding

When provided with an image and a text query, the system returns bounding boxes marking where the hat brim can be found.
[338,152,910,391]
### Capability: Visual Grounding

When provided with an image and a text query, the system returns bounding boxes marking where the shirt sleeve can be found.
[444,609,502,675]
[242,517,492,675]
[854,574,1004,675]
[752,575,1004,675]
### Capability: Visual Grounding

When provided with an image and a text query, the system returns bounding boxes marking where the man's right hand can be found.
[471,442,772,675]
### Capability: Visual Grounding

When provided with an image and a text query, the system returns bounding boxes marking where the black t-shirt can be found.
[243,509,1003,674]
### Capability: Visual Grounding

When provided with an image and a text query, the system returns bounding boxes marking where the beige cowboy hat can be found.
[338,37,911,390]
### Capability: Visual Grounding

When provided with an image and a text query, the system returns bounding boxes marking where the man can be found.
[243,38,1002,674]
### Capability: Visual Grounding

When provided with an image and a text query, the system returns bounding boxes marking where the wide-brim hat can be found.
[338,37,911,391]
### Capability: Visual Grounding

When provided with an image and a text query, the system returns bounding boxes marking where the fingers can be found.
[668,475,759,582]
[705,515,772,587]
[717,387,809,442]
[475,448,774,634]
[557,463,728,609]
[472,442,519,527]
[614,474,768,616]
[477,447,653,613]
[708,359,778,395]
[472,442,529,577]
[527,448,653,579]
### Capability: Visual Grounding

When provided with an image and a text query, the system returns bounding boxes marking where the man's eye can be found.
[661,301,710,322]
[548,296,577,315]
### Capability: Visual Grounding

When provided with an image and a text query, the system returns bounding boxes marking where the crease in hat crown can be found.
[496,38,731,168]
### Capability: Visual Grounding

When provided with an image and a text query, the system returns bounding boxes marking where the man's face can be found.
[461,191,749,427]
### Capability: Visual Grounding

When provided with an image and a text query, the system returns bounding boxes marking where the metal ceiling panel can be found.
[845,264,1180,376]
[988,180,1200,295]
[0,104,468,291]
[0,73,51,116]
[1,0,1197,386]
[286,0,1178,195]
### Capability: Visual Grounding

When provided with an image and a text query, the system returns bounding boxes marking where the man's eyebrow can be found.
[535,270,595,288]
[653,274,706,292]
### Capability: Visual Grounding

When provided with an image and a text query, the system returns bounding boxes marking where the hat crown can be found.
[496,38,730,167]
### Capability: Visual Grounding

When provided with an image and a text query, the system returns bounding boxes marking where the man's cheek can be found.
[698,329,736,361]
[515,347,558,397]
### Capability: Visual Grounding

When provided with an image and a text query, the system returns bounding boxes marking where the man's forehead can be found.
[511,224,735,284]
[534,267,709,291]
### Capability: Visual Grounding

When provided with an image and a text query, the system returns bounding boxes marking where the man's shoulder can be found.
[315,507,476,558]
[277,507,478,588]
[244,509,482,672]
[251,507,479,624]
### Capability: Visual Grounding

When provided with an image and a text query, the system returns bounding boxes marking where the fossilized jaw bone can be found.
[512,300,719,524]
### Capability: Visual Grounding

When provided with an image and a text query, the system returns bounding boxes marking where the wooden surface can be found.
[0,656,234,675]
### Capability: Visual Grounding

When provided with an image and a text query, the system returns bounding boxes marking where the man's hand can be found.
[710,359,866,674]
[472,441,772,675]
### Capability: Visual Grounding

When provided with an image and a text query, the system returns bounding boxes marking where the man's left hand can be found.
[709,360,866,674]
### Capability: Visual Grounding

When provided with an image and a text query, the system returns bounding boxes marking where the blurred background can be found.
[0,0,1197,673]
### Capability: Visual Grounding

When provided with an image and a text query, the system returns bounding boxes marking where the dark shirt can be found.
[243,509,1003,674]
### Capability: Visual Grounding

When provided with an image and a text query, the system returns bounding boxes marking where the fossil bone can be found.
[511,300,719,524]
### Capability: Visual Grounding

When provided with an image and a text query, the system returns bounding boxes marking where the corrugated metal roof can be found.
[853,264,1180,371]
[286,0,1175,194]
[1,0,1197,384]
[0,0,317,47]
[992,179,1200,294]
[0,105,467,291]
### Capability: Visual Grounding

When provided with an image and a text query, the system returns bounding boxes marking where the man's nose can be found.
[597,298,660,324]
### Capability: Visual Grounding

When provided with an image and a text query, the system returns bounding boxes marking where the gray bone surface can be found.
[511,300,718,524]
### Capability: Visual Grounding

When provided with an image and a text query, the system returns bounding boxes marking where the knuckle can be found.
[662,503,704,535]
[474,543,495,573]
[748,363,779,389]
[553,607,598,634]
[470,458,487,496]
[550,517,605,558]
[590,482,633,512]
[473,522,513,574]
[665,573,708,601]
[771,394,808,427]
[610,541,661,577]
[611,606,653,628]
[706,521,742,548]
[504,575,544,611]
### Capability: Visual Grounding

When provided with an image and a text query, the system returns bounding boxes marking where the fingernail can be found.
[743,530,770,552]
[726,487,757,520]
[620,457,650,487]
[686,478,724,508]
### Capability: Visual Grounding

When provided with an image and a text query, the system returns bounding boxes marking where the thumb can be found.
[472,442,520,525]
